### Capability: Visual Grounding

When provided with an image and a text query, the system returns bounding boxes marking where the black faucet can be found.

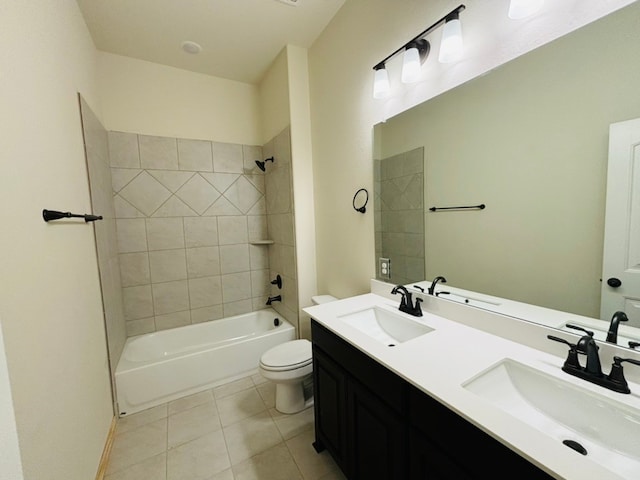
[266,295,281,305]
[548,325,640,394]
[391,285,423,317]
[606,311,629,344]
[428,276,447,295]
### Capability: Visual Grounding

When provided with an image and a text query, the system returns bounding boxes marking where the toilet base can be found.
[275,382,314,414]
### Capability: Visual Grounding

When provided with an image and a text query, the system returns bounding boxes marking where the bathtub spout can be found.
[266,295,282,305]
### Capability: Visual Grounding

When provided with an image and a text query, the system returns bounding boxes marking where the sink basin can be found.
[336,306,433,345]
[463,359,640,479]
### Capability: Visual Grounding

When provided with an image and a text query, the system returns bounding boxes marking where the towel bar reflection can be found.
[43,209,103,223]
[429,204,485,212]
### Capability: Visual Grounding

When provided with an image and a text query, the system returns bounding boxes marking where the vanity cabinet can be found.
[311,320,554,480]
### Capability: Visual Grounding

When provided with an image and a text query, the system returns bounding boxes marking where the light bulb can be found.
[508,0,544,19]
[401,47,422,83]
[438,16,463,63]
[373,67,390,99]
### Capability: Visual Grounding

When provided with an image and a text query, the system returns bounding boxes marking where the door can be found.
[312,347,348,473]
[601,117,640,327]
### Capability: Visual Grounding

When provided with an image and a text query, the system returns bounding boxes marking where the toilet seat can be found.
[260,339,312,372]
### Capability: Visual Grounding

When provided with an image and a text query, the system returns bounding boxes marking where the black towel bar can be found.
[43,209,103,223]
[429,204,485,212]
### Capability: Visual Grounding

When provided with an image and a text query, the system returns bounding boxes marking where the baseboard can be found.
[95,416,117,480]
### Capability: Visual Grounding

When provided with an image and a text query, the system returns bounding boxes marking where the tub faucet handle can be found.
[270,274,282,289]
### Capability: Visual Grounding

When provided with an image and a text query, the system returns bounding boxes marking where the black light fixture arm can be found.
[373,4,465,71]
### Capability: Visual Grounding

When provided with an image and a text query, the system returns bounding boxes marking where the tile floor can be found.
[105,373,346,480]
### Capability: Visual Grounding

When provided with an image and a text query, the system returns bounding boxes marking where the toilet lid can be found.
[260,339,312,369]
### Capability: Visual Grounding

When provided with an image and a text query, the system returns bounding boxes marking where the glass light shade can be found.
[401,46,422,83]
[438,18,463,63]
[508,0,544,19]
[373,67,390,99]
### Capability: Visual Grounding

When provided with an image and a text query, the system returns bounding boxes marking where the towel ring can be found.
[352,188,369,214]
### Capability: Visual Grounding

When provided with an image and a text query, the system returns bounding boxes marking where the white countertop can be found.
[304,293,640,480]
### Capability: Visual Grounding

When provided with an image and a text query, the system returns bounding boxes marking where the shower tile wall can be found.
[264,127,298,326]
[374,147,425,285]
[109,132,272,336]
[79,97,126,410]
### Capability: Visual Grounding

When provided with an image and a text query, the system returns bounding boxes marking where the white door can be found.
[600,117,640,328]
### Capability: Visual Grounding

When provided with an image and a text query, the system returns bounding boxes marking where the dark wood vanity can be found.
[311,319,555,479]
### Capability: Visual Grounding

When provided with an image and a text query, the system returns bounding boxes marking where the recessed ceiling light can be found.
[181,41,202,54]
[275,0,299,6]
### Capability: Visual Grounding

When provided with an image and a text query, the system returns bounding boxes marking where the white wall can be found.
[308,0,635,299]
[0,1,113,479]
[98,52,262,145]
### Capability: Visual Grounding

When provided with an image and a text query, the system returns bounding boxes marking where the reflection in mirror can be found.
[374,147,424,285]
[373,3,640,350]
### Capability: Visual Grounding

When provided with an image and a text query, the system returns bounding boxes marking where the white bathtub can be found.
[115,309,295,416]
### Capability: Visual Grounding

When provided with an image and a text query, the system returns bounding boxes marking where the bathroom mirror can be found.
[373,3,640,349]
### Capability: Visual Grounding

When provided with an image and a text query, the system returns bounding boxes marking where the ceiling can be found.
[76,0,346,85]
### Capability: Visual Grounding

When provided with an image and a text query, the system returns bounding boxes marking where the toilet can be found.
[259,295,337,414]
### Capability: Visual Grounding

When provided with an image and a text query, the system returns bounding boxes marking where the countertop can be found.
[303,293,640,480]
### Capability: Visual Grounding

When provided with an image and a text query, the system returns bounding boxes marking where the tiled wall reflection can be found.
[109,131,283,336]
[374,147,425,285]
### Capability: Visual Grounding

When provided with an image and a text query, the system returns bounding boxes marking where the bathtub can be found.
[115,308,295,416]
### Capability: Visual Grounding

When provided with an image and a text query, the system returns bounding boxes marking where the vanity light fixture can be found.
[508,0,544,19]
[438,11,464,63]
[372,4,465,98]
[373,64,390,99]
[401,39,430,83]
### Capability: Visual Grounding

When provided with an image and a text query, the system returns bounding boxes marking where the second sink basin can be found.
[463,358,640,479]
[336,306,433,346]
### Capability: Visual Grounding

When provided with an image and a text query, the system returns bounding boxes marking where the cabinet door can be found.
[409,427,474,480]
[347,379,406,480]
[312,346,348,472]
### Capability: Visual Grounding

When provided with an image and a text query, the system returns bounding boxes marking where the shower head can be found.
[255,156,275,172]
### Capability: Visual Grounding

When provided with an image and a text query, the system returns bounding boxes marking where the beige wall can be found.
[286,46,318,339]
[258,49,291,145]
[308,0,634,300]
[0,1,113,479]
[98,52,262,145]
[0,319,23,479]
[376,4,640,318]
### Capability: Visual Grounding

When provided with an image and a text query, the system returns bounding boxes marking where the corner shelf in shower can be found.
[250,240,275,245]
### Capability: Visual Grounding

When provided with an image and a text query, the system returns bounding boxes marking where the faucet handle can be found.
[629,341,640,350]
[606,356,640,394]
[547,335,581,370]
[413,297,423,317]
[565,324,594,338]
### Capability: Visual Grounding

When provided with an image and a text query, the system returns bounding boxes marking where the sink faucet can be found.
[391,285,423,317]
[606,311,629,344]
[548,325,640,394]
[428,276,447,295]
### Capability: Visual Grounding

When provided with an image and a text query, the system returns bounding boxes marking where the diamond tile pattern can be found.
[224,176,262,214]
[109,131,302,337]
[176,174,221,215]
[119,172,172,216]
